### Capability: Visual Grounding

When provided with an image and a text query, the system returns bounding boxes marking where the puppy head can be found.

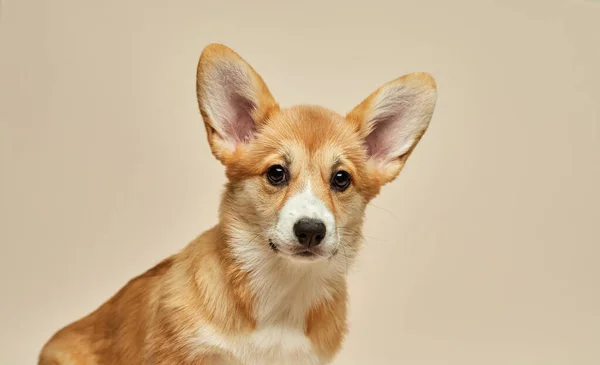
[196,44,437,266]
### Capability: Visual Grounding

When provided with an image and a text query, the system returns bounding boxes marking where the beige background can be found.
[1,0,599,364]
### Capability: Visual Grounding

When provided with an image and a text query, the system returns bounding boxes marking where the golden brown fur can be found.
[39,43,437,365]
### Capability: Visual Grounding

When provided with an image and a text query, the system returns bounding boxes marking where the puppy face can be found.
[225,107,375,262]
[196,44,437,265]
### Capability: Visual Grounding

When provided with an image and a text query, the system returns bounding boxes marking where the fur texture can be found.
[38,44,438,365]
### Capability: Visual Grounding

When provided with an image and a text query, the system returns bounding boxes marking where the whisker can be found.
[340,243,349,275]
[245,233,261,246]
[336,226,387,242]
[367,203,398,220]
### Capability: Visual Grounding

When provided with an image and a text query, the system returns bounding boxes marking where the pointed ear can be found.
[196,44,279,164]
[346,72,437,184]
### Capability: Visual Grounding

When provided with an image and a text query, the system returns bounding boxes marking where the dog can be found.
[38,43,437,365]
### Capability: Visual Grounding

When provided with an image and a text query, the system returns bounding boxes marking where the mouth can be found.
[268,240,324,261]
[294,250,317,258]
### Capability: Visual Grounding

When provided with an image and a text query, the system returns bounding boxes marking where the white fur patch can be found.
[273,183,336,252]
[191,324,322,365]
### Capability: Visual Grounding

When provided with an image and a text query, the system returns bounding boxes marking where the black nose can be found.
[293,218,326,248]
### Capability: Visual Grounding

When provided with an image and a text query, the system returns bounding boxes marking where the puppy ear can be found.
[346,73,437,184]
[196,44,279,164]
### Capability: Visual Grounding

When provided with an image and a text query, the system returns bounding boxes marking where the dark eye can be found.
[266,165,288,186]
[331,170,351,191]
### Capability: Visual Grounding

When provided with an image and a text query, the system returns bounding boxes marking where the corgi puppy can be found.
[39,44,437,365]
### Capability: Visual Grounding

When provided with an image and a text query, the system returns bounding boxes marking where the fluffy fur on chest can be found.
[167,227,349,365]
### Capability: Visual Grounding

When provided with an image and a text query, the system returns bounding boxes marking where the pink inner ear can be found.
[365,113,404,162]
[223,97,257,145]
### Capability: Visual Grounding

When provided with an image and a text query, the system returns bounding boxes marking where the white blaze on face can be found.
[274,182,336,252]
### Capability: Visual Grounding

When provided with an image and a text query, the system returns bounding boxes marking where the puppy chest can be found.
[192,325,323,365]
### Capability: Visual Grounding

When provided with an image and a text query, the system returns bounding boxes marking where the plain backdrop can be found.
[1,0,599,364]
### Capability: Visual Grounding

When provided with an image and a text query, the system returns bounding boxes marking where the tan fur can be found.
[39,44,437,365]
